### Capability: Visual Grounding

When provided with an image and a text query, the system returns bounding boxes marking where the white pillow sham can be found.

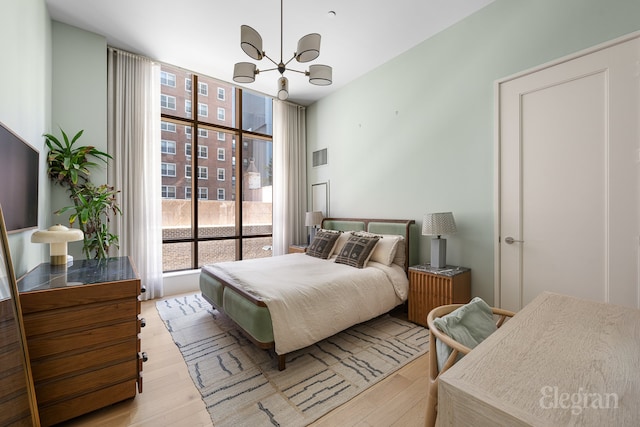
[370,234,403,266]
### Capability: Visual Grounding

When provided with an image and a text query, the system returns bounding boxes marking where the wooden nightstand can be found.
[288,244,308,254]
[408,265,471,327]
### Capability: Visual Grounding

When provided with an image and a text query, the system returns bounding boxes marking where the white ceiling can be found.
[46,0,494,106]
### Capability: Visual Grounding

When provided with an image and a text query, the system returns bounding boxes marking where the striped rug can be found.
[156,293,428,426]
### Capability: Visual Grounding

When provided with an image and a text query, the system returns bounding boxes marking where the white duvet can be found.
[204,253,409,355]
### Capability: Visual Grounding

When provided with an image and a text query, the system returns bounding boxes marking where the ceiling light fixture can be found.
[232,0,332,101]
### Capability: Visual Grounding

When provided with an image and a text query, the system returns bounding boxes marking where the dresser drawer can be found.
[38,379,137,426]
[30,340,138,382]
[20,279,139,314]
[35,359,138,406]
[22,299,137,336]
[26,321,137,360]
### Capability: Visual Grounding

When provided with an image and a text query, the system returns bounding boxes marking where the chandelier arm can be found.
[259,67,279,73]
[262,53,280,68]
[283,54,297,67]
[285,68,307,75]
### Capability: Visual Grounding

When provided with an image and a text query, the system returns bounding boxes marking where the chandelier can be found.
[232,0,332,101]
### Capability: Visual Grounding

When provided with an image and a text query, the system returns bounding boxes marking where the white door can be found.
[497,35,640,311]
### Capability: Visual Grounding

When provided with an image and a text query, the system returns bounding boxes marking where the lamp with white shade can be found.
[305,211,324,243]
[422,212,457,268]
[31,224,84,265]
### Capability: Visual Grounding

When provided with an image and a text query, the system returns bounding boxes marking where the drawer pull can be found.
[140,317,146,328]
[139,351,148,362]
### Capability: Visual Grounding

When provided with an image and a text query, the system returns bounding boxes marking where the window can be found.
[198,145,208,159]
[161,185,176,199]
[161,121,176,132]
[187,143,207,158]
[161,163,176,177]
[198,103,208,117]
[185,186,208,200]
[160,71,176,87]
[161,94,176,110]
[187,128,208,139]
[199,82,208,96]
[198,187,208,200]
[160,64,273,272]
[161,140,176,155]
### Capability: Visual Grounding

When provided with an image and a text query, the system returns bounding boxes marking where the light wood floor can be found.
[60,294,429,427]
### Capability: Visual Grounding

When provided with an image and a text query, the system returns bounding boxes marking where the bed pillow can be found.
[334,234,380,268]
[306,230,340,259]
[433,297,497,372]
[393,238,406,267]
[369,234,403,266]
[329,231,354,257]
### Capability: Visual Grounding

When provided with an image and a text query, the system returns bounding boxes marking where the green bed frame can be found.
[199,217,418,370]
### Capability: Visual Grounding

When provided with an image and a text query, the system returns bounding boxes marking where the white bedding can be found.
[204,253,409,355]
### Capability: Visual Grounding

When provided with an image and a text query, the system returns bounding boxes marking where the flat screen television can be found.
[0,121,39,233]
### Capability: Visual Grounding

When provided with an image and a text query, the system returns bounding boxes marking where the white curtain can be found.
[107,48,163,299]
[272,100,307,255]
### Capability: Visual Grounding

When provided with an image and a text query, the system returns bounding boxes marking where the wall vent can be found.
[312,148,327,167]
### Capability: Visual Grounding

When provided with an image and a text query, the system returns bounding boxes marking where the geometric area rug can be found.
[156,293,429,427]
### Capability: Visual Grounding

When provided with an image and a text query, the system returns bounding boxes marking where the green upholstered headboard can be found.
[321,218,418,272]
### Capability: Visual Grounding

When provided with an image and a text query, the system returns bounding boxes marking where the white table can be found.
[437,292,640,426]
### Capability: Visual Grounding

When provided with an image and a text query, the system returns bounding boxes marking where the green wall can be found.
[0,0,51,277]
[306,0,640,304]
[0,2,107,274]
[50,21,108,260]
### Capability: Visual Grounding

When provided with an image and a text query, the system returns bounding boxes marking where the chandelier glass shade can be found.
[232,0,332,100]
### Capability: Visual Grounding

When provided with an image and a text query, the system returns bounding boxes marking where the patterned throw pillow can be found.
[306,230,340,259]
[334,235,380,268]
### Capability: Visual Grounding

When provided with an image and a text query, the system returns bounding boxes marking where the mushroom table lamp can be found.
[31,224,84,265]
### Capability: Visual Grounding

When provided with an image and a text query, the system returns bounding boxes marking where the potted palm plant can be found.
[44,128,122,260]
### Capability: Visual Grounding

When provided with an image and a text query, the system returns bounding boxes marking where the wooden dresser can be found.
[18,256,145,426]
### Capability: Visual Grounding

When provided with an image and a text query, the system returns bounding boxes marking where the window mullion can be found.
[191,74,199,269]
[235,87,243,260]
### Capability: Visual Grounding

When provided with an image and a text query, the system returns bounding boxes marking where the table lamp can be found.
[305,211,324,243]
[422,212,456,268]
[31,224,84,265]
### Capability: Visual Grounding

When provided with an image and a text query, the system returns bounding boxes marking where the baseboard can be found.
[163,269,200,296]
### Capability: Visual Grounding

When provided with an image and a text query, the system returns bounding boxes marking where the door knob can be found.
[504,236,524,244]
